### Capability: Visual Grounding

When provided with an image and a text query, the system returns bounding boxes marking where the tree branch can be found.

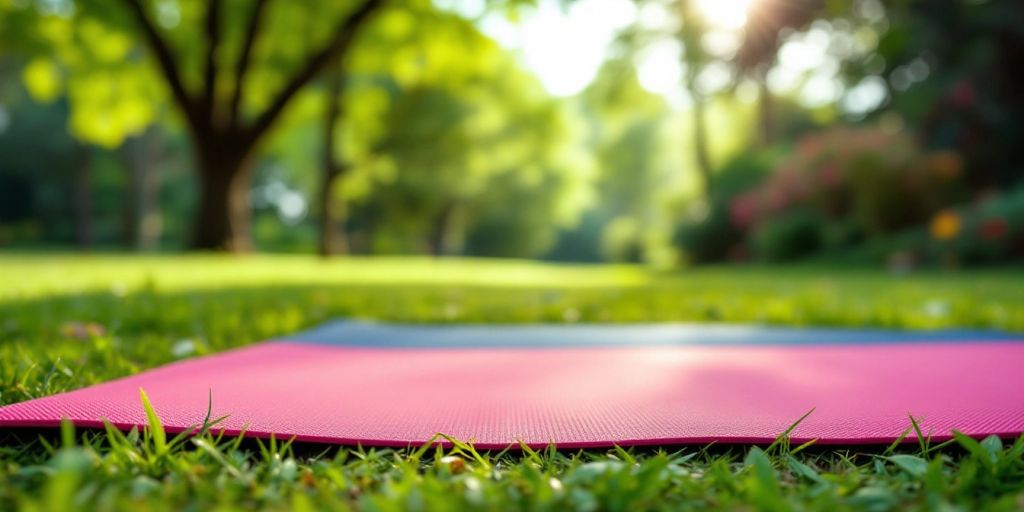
[323,61,346,178]
[119,0,201,130]
[228,0,270,130]
[202,0,224,126]
[243,0,383,144]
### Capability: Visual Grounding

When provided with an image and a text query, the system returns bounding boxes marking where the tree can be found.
[860,0,1024,189]
[676,0,714,197]
[4,0,386,251]
[319,62,349,256]
[576,56,671,262]
[734,0,820,147]
[340,36,595,257]
[313,9,491,257]
[127,0,384,251]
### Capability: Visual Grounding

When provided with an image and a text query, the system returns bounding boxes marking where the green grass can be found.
[1,253,1023,510]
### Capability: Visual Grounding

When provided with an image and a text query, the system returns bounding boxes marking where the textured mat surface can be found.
[1,322,1022,448]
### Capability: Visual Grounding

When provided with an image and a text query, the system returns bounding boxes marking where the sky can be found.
[477,0,645,96]
[435,0,887,114]
[437,0,682,98]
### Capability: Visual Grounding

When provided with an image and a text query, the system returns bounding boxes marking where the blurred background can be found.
[0,0,1021,269]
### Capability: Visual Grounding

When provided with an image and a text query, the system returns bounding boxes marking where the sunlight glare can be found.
[478,0,637,96]
[695,0,756,30]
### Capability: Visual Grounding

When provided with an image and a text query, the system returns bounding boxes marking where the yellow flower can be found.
[930,210,961,241]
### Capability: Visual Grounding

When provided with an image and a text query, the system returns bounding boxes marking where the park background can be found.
[1,0,1021,268]
[2,2,1024,510]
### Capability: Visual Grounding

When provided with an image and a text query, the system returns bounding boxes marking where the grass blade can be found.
[139,388,166,455]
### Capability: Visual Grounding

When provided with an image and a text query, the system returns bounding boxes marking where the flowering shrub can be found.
[942,188,1024,263]
[827,187,1024,267]
[727,128,966,261]
[674,152,777,263]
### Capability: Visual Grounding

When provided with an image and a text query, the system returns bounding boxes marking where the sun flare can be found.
[695,0,756,29]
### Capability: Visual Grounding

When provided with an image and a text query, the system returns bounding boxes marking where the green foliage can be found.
[1,254,1024,510]
[675,151,777,263]
[1,1,163,148]
[757,128,960,234]
[856,0,1024,189]
[716,128,967,262]
[6,418,1020,511]
[0,97,80,243]
[828,186,1024,266]
[0,0,504,149]
[944,188,1024,264]
[21,58,61,102]
[138,388,166,455]
[567,57,673,263]
[342,37,595,257]
[752,209,825,263]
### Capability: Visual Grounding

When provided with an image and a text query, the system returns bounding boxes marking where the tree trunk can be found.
[121,0,385,253]
[692,97,713,197]
[319,62,348,257]
[120,144,138,248]
[427,202,457,256]
[678,4,713,200]
[319,170,348,256]
[191,150,253,251]
[122,130,163,251]
[757,71,775,148]
[73,146,94,250]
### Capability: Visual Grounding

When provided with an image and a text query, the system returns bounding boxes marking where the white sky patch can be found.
[636,1,679,32]
[277,191,308,225]
[478,0,640,96]
[434,0,486,19]
[695,0,754,30]
[777,29,831,73]
[842,75,888,114]
[696,61,732,96]
[701,30,741,59]
[637,39,686,107]
[460,0,849,111]
[800,74,843,107]
[253,177,308,225]
[768,25,849,109]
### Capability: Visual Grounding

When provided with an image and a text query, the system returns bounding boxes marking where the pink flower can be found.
[978,217,1009,241]
[729,193,761,229]
[819,164,843,187]
[949,81,975,109]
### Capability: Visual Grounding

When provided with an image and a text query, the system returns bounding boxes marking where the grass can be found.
[1,253,1023,510]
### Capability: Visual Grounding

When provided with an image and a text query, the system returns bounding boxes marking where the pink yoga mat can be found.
[1,322,1022,448]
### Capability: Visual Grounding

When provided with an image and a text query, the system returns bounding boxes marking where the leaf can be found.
[59,418,75,449]
[980,435,1003,463]
[849,486,897,510]
[139,388,166,455]
[22,58,62,103]
[952,430,994,470]
[886,454,928,477]
[766,408,816,454]
[744,446,776,484]
[786,455,827,485]
[564,461,624,485]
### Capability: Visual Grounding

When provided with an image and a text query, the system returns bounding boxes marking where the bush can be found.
[752,209,825,262]
[674,152,777,263]
[723,127,969,261]
[817,186,1024,266]
[734,128,964,232]
[945,188,1024,264]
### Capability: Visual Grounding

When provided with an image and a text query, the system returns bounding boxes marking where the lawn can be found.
[1,254,1023,510]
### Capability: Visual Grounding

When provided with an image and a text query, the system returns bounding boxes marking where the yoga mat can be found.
[1,322,1022,448]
